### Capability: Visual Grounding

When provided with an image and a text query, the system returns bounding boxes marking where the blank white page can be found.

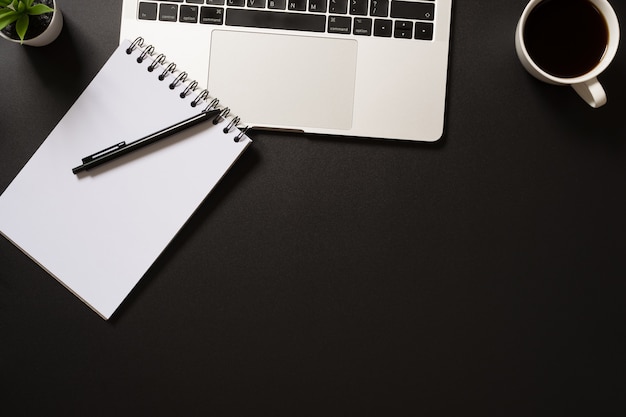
[0,39,251,319]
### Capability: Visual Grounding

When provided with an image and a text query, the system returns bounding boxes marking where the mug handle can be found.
[572,78,607,108]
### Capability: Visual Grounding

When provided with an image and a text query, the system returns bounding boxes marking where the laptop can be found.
[119,0,453,142]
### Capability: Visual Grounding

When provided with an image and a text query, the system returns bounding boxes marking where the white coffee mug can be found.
[515,0,620,108]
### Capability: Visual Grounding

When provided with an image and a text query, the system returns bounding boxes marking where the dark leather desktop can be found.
[1,1,625,415]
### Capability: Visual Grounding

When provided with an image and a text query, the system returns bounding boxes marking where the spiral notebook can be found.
[0,38,252,320]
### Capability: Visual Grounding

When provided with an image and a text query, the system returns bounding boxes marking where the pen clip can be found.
[82,142,126,164]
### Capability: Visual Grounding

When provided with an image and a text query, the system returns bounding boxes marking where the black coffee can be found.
[524,0,608,78]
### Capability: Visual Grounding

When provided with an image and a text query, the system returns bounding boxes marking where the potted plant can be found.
[0,0,62,46]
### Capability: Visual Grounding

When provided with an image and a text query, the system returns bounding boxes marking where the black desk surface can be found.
[2,1,625,415]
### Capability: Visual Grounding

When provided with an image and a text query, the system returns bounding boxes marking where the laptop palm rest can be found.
[208,30,357,131]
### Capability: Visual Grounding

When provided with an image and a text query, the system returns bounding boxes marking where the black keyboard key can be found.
[268,0,287,9]
[353,17,372,35]
[328,16,351,34]
[309,0,327,13]
[200,6,224,24]
[350,0,368,16]
[373,18,392,37]
[247,0,266,8]
[138,2,158,20]
[226,9,326,32]
[414,21,433,40]
[179,5,199,22]
[329,0,348,14]
[395,29,412,39]
[288,0,307,11]
[206,0,225,4]
[394,20,412,38]
[159,4,178,21]
[395,19,411,30]
[186,0,204,3]
[390,1,434,20]
[370,0,387,17]
[227,0,245,6]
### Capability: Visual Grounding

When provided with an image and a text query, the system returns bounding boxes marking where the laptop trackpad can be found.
[208,30,357,130]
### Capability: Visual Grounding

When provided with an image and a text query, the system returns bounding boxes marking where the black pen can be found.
[72,108,222,174]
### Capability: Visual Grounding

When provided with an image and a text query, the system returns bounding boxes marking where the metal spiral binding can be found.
[126,37,143,54]
[234,126,250,143]
[191,89,209,107]
[147,53,166,72]
[169,71,187,90]
[224,116,240,134]
[137,45,154,64]
[129,37,249,142]
[180,80,198,98]
[204,98,219,112]
[214,108,230,125]
[158,63,176,81]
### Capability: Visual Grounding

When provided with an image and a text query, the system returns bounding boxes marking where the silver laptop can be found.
[119,0,452,141]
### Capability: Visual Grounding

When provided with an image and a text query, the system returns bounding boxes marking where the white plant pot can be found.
[0,1,63,47]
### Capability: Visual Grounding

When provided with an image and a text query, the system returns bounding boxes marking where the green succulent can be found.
[0,0,54,43]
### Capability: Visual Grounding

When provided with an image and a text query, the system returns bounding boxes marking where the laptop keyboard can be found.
[137,0,436,40]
